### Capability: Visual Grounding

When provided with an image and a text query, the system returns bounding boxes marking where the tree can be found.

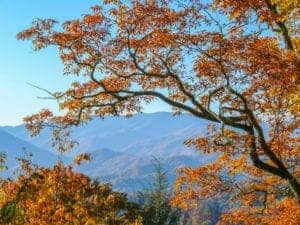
[180,198,226,225]
[0,152,7,172]
[17,0,299,224]
[137,159,181,225]
[0,162,142,225]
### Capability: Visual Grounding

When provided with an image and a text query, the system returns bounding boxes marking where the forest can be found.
[0,0,299,224]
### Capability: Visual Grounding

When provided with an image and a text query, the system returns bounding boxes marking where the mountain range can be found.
[0,129,60,177]
[0,112,215,192]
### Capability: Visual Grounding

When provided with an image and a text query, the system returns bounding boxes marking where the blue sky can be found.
[0,0,169,126]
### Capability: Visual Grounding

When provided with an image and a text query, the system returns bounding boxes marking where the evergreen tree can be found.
[137,159,181,225]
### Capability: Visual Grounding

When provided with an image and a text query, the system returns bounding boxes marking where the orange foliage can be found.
[0,163,141,225]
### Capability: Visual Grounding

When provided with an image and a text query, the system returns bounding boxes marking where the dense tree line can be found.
[0,158,224,225]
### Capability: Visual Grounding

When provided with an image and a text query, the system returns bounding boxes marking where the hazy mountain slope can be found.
[0,129,60,177]
[76,149,217,192]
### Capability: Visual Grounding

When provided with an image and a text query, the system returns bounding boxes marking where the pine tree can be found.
[137,159,181,225]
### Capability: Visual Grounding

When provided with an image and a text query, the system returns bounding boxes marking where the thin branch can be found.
[27,82,63,100]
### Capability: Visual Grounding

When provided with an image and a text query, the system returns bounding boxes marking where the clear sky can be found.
[0,0,169,126]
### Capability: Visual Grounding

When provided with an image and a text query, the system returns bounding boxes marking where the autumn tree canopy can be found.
[18,0,299,224]
[0,162,141,225]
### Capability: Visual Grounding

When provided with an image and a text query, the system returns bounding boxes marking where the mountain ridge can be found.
[1,112,213,192]
[0,129,60,177]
